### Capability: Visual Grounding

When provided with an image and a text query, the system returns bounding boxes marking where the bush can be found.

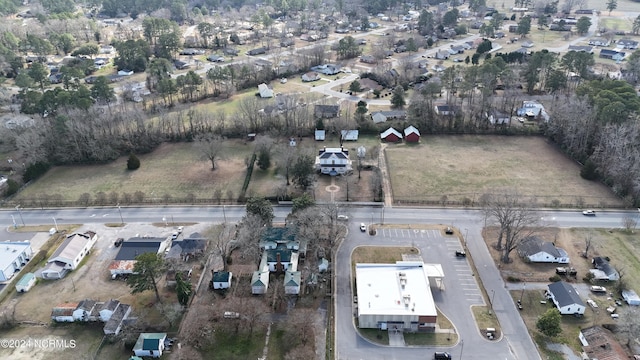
[549,275,561,282]
[5,179,20,196]
[127,154,140,170]
[23,161,51,183]
[507,276,521,282]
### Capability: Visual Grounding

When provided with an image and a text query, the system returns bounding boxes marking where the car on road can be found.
[338,215,349,221]
[445,227,454,235]
[582,210,596,216]
[114,238,124,247]
[455,250,466,257]
[177,226,184,233]
[171,232,179,240]
[360,223,367,232]
[434,352,452,360]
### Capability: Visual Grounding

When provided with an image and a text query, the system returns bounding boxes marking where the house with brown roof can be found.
[579,326,629,360]
[51,303,79,322]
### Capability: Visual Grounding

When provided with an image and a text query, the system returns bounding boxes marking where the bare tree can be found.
[583,232,595,258]
[195,133,224,170]
[156,301,184,329]
[622,216,637,232]
[208,223,237,270]
[616,307,640,348]
[276,142,297,186]
[482,189,539,263]
[235,214,266,265]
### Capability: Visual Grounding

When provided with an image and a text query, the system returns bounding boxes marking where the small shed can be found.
[380,127,402,142]
[284,271,301,295]
[212,271,232,289]
[341,130,359,141]
[133,333,167,358]
[258,83,274,98]
[315,129,326,141]
[117,69,134,76]
[252,270,269,294]
[403,126,421,143]
[622,289,640,305]
[15,272,36,292]
[51,302,79,322]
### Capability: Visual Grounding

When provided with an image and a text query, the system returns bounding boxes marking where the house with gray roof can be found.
[103,303,131,335]
[109,237,166,277]
[42,231,98,279]
[590,257,620,281]
[547,281,585,315]
[315,147,352,175]
[617,38,639,50]
[518,236,569,263]
[165,237,207,261]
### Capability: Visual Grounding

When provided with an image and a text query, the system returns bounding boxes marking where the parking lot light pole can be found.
[459,339,464,360]
[15,205,25,226]
[490,289,495,314]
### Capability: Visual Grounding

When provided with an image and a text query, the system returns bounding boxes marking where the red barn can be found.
[380,127,403,142]
[404,125,421,143]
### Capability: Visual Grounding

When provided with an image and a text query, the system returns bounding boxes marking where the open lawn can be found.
[386,135,623,207]
[599,17,633,32]
[15,141,252,203]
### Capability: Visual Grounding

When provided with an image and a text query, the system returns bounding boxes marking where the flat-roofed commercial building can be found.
[355,261,443,332]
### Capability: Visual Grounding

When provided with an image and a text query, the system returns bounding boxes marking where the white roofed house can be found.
[315,147,352,176]
[517,236,569,263]
[258,83,274,98]
[42,231,98,279]
[0,241,33,282]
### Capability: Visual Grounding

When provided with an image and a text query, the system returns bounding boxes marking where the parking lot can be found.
[377,227,484,305]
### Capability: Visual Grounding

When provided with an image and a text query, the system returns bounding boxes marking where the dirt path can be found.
[378,144,393,207]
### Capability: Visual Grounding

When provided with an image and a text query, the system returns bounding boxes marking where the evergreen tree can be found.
[127,154,141,170]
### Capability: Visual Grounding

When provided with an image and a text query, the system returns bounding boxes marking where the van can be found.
[434,352,451,360]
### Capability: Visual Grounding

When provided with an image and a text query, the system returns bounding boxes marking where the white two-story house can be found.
[315,147,352,176]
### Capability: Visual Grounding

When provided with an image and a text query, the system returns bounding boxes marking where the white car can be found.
[338,215,349,221]
[177,226,184,233]
[587,299,598,308]
[360,223,367,232]
[582,210,596,216]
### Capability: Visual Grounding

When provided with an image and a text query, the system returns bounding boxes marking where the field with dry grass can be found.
[386,135,623,207]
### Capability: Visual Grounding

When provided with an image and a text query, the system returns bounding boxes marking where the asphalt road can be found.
[3,205,633,359]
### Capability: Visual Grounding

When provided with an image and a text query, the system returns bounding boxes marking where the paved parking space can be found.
[376,227,484,305]
[379,228,442,238]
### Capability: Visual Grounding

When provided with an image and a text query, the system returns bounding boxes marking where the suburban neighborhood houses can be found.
[3,0,640,359]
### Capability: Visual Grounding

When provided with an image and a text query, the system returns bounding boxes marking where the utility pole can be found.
[52,217,58,232]
[15,205,25,226]
[117,204,124,225]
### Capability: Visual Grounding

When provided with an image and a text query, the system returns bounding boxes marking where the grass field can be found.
[386,135,623,207]
[15,141,253,203]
